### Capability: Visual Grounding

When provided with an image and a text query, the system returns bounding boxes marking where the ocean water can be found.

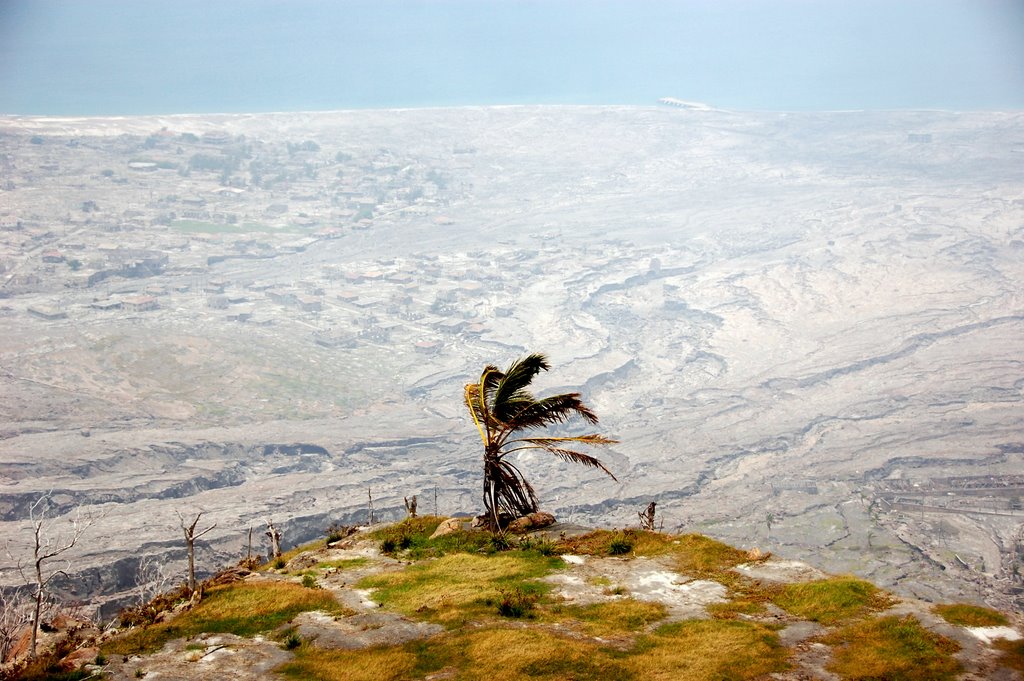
[1,0,1022,116]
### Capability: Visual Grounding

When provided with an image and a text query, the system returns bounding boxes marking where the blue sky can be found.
[0,0,1021,114]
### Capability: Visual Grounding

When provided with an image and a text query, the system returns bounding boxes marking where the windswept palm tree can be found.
[464,353,618,531]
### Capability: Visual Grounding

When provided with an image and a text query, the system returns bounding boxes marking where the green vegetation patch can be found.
[356,551,561,625]
[823,615,961,681]
[368,516,444,544]
[559,599,669,636]
[555,529,675,558]
[932,602,1009,627]
[103,581,349,656]
[370,516,501,559]
[773,576,892,624]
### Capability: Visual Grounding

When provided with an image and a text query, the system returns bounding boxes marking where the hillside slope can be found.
[19,518,1024,680]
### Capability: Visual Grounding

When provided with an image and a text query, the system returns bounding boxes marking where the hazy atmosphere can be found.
[2,0,1023,114]
[1,2,1023,678]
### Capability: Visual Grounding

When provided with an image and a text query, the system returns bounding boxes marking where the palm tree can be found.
[464,353,618,531]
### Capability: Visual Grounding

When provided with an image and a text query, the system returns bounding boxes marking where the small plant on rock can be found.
[608,536,633,555]
[495,587,539,618]
[284,631,302,650]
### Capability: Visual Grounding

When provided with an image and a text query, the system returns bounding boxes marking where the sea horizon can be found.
[2,1,1022,118]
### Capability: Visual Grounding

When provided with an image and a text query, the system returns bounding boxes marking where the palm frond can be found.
[479,364,504,408]
[463,383,489,445]
[503,393,600,434]
[509,437,618,481]
[492,354,549,420]
[466,365,506,444]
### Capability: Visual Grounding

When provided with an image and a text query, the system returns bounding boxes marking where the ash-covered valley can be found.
[1,105,1022,616]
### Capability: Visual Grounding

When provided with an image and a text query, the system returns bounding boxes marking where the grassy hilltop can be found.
[14,517,1024,680]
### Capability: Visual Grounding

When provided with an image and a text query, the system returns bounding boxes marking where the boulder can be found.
[508,512,556,534]
[429,517,473,539]
[58,646,98,672]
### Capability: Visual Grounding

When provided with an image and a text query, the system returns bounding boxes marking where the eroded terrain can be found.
[0,106,1022,614]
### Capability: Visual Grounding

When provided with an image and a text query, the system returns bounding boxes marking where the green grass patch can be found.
[103,581,349,656]
[370,517,506,559]
[773,576,892,624]
[368,516,447,556]
[823,615,961,681]
[561,599,668,636]
[932,602,1009,627]
[356,551,562,625]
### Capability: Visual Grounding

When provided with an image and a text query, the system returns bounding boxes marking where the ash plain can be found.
[0,105,1022,615]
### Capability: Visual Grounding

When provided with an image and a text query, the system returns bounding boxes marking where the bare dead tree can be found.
[6,493,97,660]
[404,495,418,518]
[638,502,658,532]
[367,487,375,526]
[134,554,172,609]
[433,486,438,516]
[177,511,216,594]
[0,588,30,664]
[265,520,282,560]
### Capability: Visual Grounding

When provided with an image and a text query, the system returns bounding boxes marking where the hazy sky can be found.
[1,0,1022,114]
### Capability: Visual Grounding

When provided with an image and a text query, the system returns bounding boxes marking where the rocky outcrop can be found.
[508,512,556,534]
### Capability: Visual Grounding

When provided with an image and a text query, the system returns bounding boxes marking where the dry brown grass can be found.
[994,637,1024,674]
[823,615,961,681]
[932,602,1009,627]
[555,529,676,557]
[628,619,788,680]
[558,599,669,636]
[278,645,418,681]
[455,628,631,680]
[671,534,751,576]
[277,609,787,680]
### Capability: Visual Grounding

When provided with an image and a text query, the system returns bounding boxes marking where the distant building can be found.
[122,295,158,312]
[414,339,441,354]
[90,299,121,311]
